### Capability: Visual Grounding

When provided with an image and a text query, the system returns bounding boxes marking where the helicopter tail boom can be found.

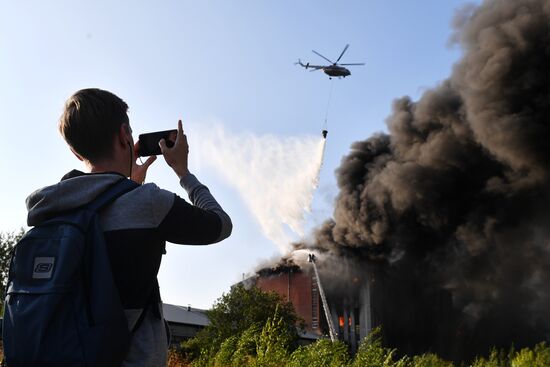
[295,59,310,69]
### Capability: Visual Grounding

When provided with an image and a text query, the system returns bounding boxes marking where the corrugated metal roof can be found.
[162,303,210,327]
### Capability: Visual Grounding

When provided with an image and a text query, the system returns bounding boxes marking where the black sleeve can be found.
[157,195,223,245]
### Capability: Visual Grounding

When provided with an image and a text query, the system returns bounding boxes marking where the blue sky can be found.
[0,0,477,309]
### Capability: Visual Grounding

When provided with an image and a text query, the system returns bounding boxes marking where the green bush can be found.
[351,327,400,367]
[255,307,292,367]
[182,289,550,367]
[511,342,550,367]
[411,353,453,367]
[288,339,350,367]
[191,305,299,367]
[191,348,214,367]
[470,348,510,367]
[230,324,261,367]
[213,336,238,367]
[183,284,302,363]
[469,343,550,367]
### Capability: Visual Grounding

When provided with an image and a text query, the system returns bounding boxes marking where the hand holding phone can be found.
[138,129,177,156]
[159,120,189,179]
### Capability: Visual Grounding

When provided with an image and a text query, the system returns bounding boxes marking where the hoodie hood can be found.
[26,170,126,226]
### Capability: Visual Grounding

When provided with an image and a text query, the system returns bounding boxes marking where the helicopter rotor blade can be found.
[336,44,349,63]
[312,50,334,64]
[339,63,365,66]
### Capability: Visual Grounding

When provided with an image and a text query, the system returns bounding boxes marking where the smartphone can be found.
[138,129,177,156]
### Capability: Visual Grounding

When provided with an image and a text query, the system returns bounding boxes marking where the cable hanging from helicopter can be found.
[295,44,364,139]
[322,79,334,139]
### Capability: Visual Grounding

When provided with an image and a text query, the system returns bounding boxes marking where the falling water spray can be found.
[196,123,326,252]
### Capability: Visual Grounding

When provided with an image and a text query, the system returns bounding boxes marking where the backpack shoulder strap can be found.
[85,178,140,213]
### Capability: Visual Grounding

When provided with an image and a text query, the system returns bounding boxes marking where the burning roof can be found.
[256,256,301,277]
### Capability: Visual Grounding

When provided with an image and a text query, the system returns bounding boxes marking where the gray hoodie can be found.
[26,170,232,366]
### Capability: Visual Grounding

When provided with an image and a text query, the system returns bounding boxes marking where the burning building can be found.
[247,258,376,353]
[250,256,458,356]
[257,0,550,361]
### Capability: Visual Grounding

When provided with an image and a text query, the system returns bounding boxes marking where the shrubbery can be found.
[178,285,550,367]
[287,339,350,367]
[179,328,550,367]
[470,343,550,367]
[182,284,303,366]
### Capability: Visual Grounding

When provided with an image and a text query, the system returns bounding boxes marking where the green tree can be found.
[183,283,304,363]
[0,229,24,297]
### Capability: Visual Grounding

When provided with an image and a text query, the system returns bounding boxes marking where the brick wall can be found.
[256,271,320,333]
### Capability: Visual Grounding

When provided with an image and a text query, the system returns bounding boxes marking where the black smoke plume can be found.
[295,0,550,360]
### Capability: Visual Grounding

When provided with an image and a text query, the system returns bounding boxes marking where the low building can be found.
[162,303,209,344]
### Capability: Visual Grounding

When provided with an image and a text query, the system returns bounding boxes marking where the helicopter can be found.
[296,44,364,79]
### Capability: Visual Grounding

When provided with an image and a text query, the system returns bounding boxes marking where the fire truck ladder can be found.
[308,254,337,342]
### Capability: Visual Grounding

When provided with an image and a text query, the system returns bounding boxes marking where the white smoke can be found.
[195,123,326,252]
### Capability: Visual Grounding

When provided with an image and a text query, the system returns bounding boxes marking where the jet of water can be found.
[196,123,326,252]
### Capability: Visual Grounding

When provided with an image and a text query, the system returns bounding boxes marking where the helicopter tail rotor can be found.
[295,59,312,69]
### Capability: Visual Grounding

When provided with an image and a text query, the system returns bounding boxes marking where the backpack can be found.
[2,178,139,367]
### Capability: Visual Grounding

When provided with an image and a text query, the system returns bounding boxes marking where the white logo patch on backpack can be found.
[32,257,55,279]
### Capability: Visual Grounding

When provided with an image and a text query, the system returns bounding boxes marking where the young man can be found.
[25,88,232,366]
